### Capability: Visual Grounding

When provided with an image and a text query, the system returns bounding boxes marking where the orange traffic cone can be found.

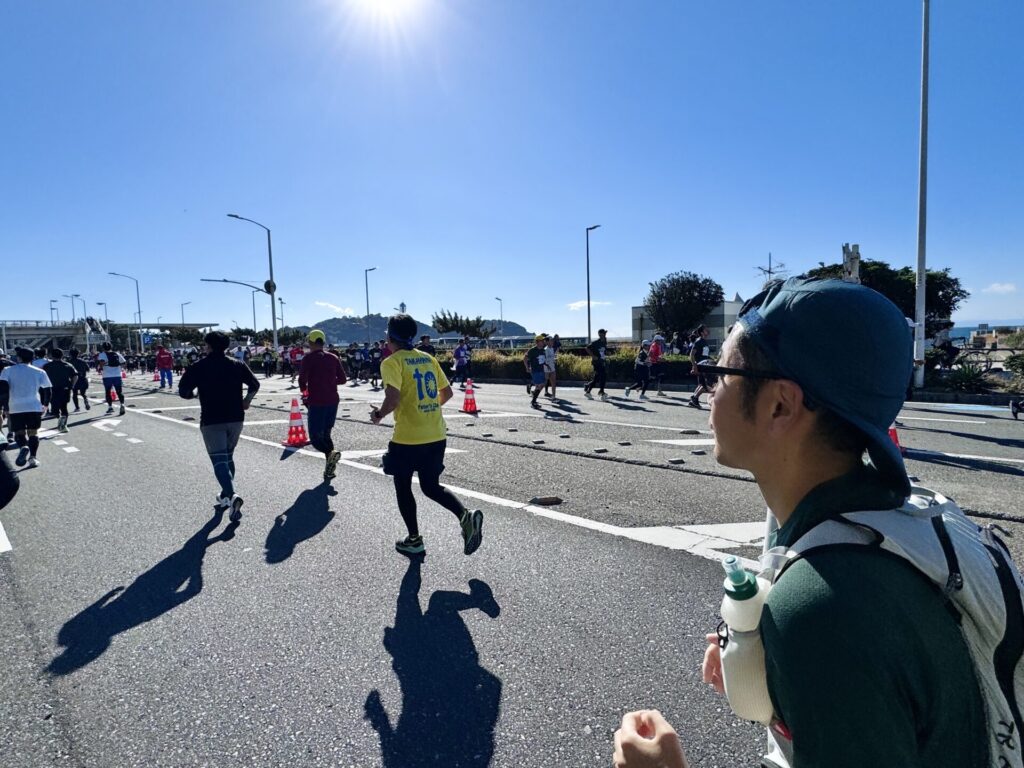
[109,386,119,403]
[281,398,310,447]
[122,369,127,379]
[460,379,481,415]
[888,423,906,456]
[152,371,160,382]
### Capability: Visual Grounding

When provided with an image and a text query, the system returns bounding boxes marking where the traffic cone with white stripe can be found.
[281,398,309,447]
[888,423,905,456]
[460,379,480,415]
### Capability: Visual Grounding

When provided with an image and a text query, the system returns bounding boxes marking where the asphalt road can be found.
[2,373,1022,767]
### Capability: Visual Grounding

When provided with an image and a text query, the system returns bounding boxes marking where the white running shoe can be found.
[28,457,40,468]
[639,394,648,400]
[623,386,631,398]
[216,495,231,509]
[229,495,244,523]
[600,393,609,401]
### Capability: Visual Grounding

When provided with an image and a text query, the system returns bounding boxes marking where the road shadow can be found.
[605,398,652,412]
[265,484,338,564]
[905,450,1024,478]
[47,509,238,676]
[545,399,583,415]
[905,427,1024,451]
[364,559,502,767]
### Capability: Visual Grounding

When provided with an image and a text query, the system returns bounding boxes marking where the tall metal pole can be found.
[913,0,930,388]
[49,300,57,324]
[495,297,504,338]
[50,300,60,324]
[76,296,90,353]
[63,294,79,323]
[364,267,376,344]
[585,225,601,344]
[135,279,143,352]
[278,297,285,327]
[227,214,278,352]
[180,301,191,327]
[251,289,259,333]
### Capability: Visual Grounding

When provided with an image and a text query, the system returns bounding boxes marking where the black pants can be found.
[384,440,466,537]
[102,377,124,406]
[586,361,607,393]
[52,388,71,418]
[630,368,650,395]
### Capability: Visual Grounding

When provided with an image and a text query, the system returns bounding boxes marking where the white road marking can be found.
[646,439,717,447]
[63,446,80,453]
[896,416,986,425]
[0,521,11,554]
[907,449,1024,465]
[91,419,121,432]
[136,405,201,411]
[131,408,755,566]
[53,440,68,446]
[126,438,143,444]
[113,432,127,437]
[242,420,292,426]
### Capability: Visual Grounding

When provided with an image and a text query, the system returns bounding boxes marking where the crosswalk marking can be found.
[646,439,717,447]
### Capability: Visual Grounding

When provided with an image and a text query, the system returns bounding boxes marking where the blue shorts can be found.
[531,371,546,386]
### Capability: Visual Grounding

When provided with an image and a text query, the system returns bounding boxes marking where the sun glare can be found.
[348,0,422,24]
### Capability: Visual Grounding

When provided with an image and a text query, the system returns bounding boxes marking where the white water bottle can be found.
[719,556,775,724]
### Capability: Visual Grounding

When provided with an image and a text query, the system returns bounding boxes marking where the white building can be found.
[630,293,745,352]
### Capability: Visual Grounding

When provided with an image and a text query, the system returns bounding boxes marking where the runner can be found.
[543,335,558,399]
[369,341,383,389]
[42,349,78,434]
[1012,399,1021,420]
[0,347,52,469]
[649,334,666,397]
[583,329,609,401]
[415,335,436,357]
[623,340,652,399]
[453,338,470,389]
[687,325,712,408]
[298,330,347,482]
[290,344,305,385]
[370,313,483,557]
[0,351,14,442]
[524,335,547,409]
[155,345,174,389]
[178,331,260,519]
[68,349,91,412]
[261,348,274,378]
[97,342,126,416]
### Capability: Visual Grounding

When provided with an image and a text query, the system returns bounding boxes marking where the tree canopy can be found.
[431,310,496,339]
[643,271,724,337]
[803,260,968,336]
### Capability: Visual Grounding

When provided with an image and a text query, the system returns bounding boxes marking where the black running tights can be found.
[393,471,466,537]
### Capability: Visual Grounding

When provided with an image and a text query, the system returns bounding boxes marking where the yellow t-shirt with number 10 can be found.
[381,349,450,445]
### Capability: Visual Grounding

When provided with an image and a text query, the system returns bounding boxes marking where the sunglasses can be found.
[697,365,786,383]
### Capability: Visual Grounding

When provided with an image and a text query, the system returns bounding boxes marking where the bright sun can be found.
[349,0,422,23]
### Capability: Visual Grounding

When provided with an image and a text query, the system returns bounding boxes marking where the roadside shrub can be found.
[946,363,989,393]
[1006,354,1024,378]
[439,346,701,382]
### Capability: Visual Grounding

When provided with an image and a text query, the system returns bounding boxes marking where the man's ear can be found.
[767,379,809,432]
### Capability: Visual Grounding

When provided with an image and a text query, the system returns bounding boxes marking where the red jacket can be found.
[298,350,346,406]
[156,349,173,370]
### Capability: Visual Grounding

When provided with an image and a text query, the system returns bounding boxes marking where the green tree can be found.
[431,309,496,339]
[803,260,969,337]
[174,328,205,346]
[230,327,257,341]
[643,271,724,337]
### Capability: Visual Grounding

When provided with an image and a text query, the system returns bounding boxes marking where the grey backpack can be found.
[764,487,1024,768]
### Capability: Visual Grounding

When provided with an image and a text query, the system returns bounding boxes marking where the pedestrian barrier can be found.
[281,398,310,447]
[460,379,480,414]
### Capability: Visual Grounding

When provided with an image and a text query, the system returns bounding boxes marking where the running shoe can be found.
[599,393,609,401]
[1012,401,1020,420]
[27,457,39,468]
[531,400,542,410]
[84,401,90,411]
[58,418,69,434]
[324,450,341,480]
[73,406,80,413]
[395,534,425,555]
[623,386,631,398]
[461,509,484,555]
[687,397,701,409]
[15,447,29,466]
[584,391,594,400]
[105,407,114,415]
[216,495,231,510]
[229,495,244,523]
[657,390,665,397]
[119,405,125,416]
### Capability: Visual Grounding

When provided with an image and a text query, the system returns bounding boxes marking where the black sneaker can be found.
[1013,401,1020,420]
[15,447,29,467]
[395,535,425,555]
[324,450,341,480]
[531,400,542,410]
[461,509,484,555]
[687,397,701,409]
[229,495,244,523]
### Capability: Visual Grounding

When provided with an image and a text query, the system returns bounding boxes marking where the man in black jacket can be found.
[179,331,260,520]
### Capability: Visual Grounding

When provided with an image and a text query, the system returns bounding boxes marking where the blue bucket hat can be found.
[736,277,913,496]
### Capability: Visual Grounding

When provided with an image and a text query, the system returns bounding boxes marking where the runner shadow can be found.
[906,450,1024,477]
[265,484,338,564]
[47,510,238,676]
[364,559,502,767]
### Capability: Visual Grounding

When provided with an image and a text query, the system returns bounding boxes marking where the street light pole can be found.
[75,295,92,353]
[364,267,377,344]
[251,289,260,333]
[913,0,930,389]
[110,272,144,353]
[62,294,80,323]
[49,299,58,324]
[495,297,504,340]
[227,214,278,352]
[180,301,191,327]
[585,225,601,344]
[278,297,285,327]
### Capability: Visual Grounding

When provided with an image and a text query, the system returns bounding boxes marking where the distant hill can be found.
[306,315,529,344]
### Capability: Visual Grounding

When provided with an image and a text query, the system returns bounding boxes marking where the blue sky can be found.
[2,0,1022,338]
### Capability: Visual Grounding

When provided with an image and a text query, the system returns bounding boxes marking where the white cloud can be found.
[315,301,355,315]
[567,300,613,311]
[982,283,1017,295]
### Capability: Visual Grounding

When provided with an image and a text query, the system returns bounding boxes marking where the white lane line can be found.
[242,420,292,426]
[126,438,143,444]
[131,408,754,566]
[906,449,1024,465]
[0,521,11,554]
[646,439,717,447]
[136,405,201,411]
[53,440,68,446]
[113,432,127,437]
[62,446,80,453]
[90,419,121,432]
[897,416,986,425]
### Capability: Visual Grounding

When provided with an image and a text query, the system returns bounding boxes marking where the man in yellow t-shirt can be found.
[370,314,484,556]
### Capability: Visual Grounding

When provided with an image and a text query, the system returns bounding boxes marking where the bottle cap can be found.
[722,556,758,600]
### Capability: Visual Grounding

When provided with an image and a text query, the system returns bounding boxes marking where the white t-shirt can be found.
[543,347,557,373]
[98,352,122,379]
[0,364,52,414]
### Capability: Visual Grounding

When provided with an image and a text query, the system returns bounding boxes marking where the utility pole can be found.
[913,0,931,388]
[756,252,786,284]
